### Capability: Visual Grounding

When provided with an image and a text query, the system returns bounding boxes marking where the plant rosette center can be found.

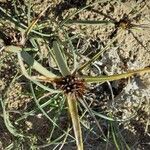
[54,75,86,97]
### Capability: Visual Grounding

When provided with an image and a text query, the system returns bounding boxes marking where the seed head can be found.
[54,75,86,97]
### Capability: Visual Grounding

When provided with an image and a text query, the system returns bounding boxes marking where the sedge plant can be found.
[4,31,150,150]
[1,1,150,150]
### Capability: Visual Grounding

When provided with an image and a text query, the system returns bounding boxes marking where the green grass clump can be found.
[0,1,150,149]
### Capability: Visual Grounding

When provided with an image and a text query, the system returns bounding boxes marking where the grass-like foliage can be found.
[0,1,150,149]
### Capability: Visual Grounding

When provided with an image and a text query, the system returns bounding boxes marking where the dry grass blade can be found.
[78,31,122,72]
[130,30,148,50]
[24,4,51,37]
[65,20,114,25]
[5,45,22,53]
[67,94,83,150]
[84,67,150,83]
[59,0,109,27]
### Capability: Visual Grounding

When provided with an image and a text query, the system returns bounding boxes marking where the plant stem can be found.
[67,94,83,150]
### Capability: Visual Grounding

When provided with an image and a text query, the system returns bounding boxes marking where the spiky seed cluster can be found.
[54,75,86,97]
[116,16,132,30]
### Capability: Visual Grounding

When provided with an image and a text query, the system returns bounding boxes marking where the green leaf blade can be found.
[53,40,71,76]
[84,67,150,83]
[20,50,57,78]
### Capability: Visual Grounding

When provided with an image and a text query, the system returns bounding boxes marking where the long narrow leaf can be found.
[29,82,74,140]
[20,50,57,78]
[79,98,108,141]
[0,98,23,137]
[65,20,114,25]
[78,31,121,72]
[5,45,22,53]
[0,6,52,37]
[25,4,51,37]
[110,121,120,150]
[17,52,60,93]
[84,67,150,83]
[6,46,57,78]
[67,94,83,150]
[15,94,60,123]
[61,27,78,71]
[59,0,109,27]
[53,41,70,76]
